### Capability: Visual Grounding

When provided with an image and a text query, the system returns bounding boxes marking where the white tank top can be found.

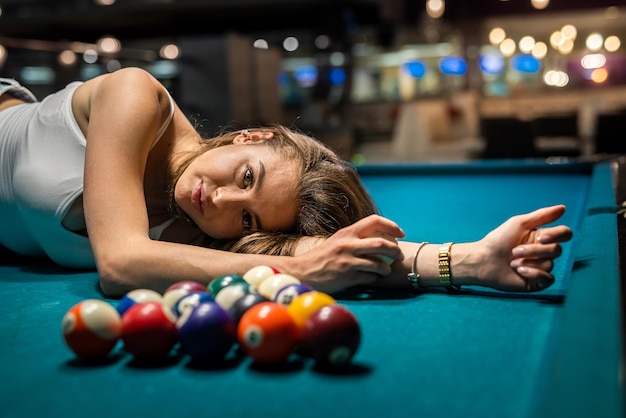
[0,81,175,268]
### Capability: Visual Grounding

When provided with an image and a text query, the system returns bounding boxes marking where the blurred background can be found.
[1,0,625,163]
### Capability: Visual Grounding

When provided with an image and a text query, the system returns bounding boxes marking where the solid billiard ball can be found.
[287,291,336,329]
[237,302,299,364]
[257,273,301,300]
[214,282,251,311]
[117,288,163,317]
[229,293,269,325]
[121,302,177,360]
[176,301,236,361]
[274,283,314,306]
[172,291,214,318]
[300,304,361,366]
[165,280,207,294]
[242,265,279,289]
[207,274,246,296]
[61,299,122,359]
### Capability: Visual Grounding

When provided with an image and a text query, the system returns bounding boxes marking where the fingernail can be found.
[512,247,524,257]
[510,259,521,268]
[517,266,529,275]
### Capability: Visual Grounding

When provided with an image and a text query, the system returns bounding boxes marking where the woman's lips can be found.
[192,182,204,214]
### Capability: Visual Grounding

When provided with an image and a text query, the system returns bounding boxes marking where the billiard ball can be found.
[162,288,192,313]
[237,302,299,364]
[229,293,269,325]
[300,304,361,366]
[165,280,207,294]
[274,283,314,306]
[207,274,246,296]
[368,232,397,265]
[61,299,122,359]
[121,302,177,360]
[287,291,336,329]
[172,291,214,318]
[242,265,279,289]
[257,273,301,300]
[117,288,162,317]
[214,282,251,311]
[176,301,236,361]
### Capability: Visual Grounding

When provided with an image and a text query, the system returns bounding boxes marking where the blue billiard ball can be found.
[176,301,236,361]
[274,283,314,306]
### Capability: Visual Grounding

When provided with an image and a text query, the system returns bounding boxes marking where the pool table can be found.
[0,158,623,418]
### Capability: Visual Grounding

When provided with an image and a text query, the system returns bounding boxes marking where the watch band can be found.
[439,242,461,291]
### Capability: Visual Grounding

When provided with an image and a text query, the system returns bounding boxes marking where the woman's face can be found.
[174,140,301,240]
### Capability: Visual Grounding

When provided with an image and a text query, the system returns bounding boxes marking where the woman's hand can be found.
[292,215,405,293]
[474,205,573,292]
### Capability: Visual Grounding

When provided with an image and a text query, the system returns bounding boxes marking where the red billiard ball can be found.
[237,302,299,364]
[301,304,361,367]
[176,301,236,361]
[117,288,162,317]
[121,302,177,360]
[61,299,122,359]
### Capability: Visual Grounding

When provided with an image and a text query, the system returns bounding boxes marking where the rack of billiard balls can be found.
[61,265,361,368]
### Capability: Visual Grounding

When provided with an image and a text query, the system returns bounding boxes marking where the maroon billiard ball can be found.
[165,280,206,294]
[300,304,361,366]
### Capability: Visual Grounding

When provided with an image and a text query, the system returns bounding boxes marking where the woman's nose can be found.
[213,186,246,207]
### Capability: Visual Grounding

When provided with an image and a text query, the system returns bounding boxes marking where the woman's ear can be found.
[233,130,274,144]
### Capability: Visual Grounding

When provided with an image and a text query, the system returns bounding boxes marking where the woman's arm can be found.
[293,205,573,294]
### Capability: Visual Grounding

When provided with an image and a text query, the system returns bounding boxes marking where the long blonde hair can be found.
[170,125,378,256]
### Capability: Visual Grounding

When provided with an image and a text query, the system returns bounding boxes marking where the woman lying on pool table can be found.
[0,68,572,297]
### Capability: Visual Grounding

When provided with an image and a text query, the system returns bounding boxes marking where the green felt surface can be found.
[0,160,622,418]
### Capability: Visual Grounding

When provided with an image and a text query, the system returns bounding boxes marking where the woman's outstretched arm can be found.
[293,205,573,294]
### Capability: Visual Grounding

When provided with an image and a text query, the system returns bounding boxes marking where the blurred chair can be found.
[480,117,535,159]
[531,114,581,157]
[595,112,626,155]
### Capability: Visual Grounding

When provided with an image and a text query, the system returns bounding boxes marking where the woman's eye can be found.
[243,168,253,188]
[242,211,253,232]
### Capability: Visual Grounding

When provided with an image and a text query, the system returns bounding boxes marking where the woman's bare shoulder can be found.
[72,68,166,130]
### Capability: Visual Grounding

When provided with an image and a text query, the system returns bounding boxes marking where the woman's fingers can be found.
[514,266,555,292]
[351,214,405,239]
[510,257,554,272]
[536,225,573,244]
[512,242,562,259]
